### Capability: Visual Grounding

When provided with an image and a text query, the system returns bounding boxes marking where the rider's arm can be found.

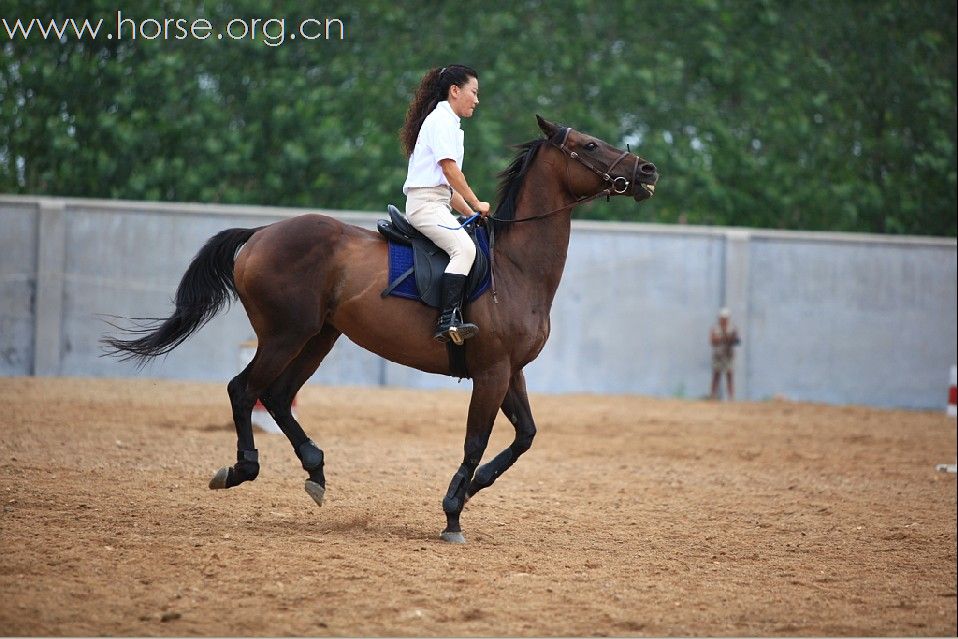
[439,159,490,216]
[450,190,473,217]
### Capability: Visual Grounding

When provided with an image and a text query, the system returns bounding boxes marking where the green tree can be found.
[1,0,955,236]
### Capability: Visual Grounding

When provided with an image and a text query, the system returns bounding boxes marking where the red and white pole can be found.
[948,364,957,419]
[937,365,957,473]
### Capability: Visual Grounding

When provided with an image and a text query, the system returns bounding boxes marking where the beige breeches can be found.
[405,186,477,275]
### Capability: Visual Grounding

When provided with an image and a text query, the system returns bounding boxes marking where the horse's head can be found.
[536,115,659,203]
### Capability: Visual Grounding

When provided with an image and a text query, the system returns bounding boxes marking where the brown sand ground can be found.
[0,377,955,637]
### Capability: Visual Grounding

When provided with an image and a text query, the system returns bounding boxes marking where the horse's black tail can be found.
[101,227,262,365]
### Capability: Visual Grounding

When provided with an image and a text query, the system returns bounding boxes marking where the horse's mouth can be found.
[633,182,655,202]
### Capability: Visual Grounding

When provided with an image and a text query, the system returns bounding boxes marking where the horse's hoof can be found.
[209,467,230,489]
[304,479,325,506]
[440,531,466,544]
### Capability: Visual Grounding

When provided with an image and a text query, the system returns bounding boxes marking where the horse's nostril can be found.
[640,162,656,175]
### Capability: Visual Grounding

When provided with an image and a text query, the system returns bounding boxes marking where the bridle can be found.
[554,126,635,196]
[483,126,649,302]
[488,126,642,225]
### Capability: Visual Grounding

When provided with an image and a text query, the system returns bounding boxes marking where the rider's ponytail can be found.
[400,65,478,157]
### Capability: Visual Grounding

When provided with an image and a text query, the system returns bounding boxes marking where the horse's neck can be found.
[496,159,574,307]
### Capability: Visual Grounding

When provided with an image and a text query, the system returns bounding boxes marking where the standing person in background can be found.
[710,308,741,400]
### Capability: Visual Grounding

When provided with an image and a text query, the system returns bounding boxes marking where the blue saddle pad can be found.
[386,227,491,305]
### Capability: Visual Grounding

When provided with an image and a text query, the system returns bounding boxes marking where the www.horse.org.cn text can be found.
[1,12,346,47]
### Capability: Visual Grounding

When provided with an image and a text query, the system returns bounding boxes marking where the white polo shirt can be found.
[402,101,464,194]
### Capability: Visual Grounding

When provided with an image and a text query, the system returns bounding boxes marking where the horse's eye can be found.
[584,142,598,151]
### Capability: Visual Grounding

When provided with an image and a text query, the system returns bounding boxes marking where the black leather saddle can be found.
[378,204,490,308]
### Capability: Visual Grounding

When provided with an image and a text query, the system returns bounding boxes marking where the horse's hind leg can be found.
[259,325,342,507]
[209,333,311,490]
[465,369,536,501]
[208,363,259,489]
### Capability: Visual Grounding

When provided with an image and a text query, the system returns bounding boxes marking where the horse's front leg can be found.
[440,368,511,543]
[466,369,536,501]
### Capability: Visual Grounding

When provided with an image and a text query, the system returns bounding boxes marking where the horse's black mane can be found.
[492,137,549,230]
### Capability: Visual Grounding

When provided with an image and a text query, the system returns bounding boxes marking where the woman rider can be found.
[400,65,489,343]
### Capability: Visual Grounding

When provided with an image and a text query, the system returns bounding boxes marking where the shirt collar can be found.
[437,100,460,124]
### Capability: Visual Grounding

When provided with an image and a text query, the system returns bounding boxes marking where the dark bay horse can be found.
[104,116,659,543]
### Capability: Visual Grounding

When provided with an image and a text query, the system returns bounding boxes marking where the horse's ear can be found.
[536,115,559,138]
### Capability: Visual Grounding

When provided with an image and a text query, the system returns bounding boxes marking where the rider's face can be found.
[448,77,479,118]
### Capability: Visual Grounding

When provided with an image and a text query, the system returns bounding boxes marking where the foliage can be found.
[1,0,955,235]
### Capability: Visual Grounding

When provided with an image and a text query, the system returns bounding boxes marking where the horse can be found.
[103,115,659,543]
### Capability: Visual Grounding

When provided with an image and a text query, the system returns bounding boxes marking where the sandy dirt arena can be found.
[0,377,955,637]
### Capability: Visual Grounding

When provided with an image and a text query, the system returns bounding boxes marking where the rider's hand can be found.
[474,201,491,217]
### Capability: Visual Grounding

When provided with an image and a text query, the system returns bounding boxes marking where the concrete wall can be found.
[0,200,38,375]
[745,236,957,407]
[1,194,955,408]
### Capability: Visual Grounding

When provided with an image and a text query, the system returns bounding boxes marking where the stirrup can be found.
[434,310,479,345]
[447,323,479,345]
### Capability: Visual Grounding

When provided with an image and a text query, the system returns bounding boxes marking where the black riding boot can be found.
[434,273,479,345]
